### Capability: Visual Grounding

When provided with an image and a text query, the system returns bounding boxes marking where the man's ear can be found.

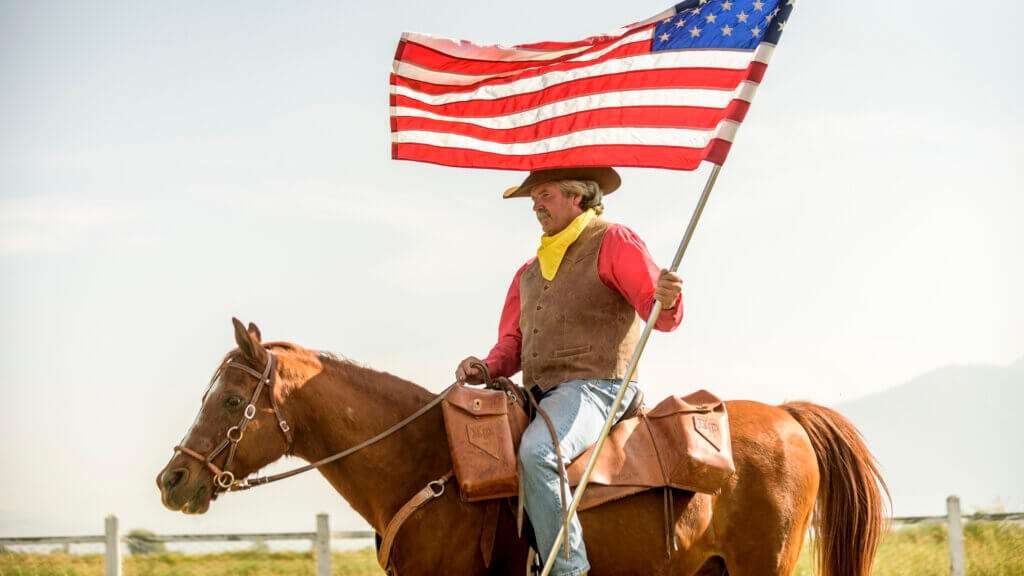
[232,317,267,366]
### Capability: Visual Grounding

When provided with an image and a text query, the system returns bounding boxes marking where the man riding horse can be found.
[456,167,684,576]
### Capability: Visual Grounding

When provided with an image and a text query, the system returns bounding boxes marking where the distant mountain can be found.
[1014,355,1024,372]
[834,357,1024,517]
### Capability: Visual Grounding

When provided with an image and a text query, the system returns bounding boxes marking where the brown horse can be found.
[157,320,888,576]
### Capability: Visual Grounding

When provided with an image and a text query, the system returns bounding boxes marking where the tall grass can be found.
[794,522,1024,575]
[1,523,1021,575]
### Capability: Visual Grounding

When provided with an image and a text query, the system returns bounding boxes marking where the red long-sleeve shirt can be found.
[483,223,684,378]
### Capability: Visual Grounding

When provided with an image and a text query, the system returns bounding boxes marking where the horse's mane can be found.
[203,341,434,402]
[270,342,434,400]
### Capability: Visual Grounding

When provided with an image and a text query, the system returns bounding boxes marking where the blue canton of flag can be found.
[653,0,793,51]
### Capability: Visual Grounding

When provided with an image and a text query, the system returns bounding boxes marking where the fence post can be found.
[315,513,331,576]
[105,515,121,576]
[946,495,965,576]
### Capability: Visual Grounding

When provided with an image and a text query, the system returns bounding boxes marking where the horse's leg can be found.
[718,524,809,576]
[717,506,811,576]
[713,401,818,576]
[719,502,812,573]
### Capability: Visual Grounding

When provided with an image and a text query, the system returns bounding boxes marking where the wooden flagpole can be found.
[538,162,723,576]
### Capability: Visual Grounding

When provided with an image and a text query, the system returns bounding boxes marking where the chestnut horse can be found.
[158,320,888,576]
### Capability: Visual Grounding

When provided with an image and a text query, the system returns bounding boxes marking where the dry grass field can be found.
[794,522,1024,575]
[1,523,1021,575]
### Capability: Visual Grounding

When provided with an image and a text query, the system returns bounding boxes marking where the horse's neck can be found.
[287,359,452,532]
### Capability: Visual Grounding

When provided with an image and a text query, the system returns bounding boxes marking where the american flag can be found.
[390,0,794,171]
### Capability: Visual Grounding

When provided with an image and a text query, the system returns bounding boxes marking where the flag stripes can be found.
[391,140,732,171]
[389,1,788,171]
[391,101,753,144]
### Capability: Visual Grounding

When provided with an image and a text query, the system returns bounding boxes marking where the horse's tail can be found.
[782,401,890,576]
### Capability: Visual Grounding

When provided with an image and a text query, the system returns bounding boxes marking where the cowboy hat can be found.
[502,167,621,199]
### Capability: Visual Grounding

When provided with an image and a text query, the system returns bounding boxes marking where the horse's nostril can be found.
[162,468,189,491]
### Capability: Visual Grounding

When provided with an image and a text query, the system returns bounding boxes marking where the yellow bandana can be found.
[537,209,596,281]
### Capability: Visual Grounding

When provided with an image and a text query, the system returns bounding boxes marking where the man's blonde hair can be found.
[557,179,604,215]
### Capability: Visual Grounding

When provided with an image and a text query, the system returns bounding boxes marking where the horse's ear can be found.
[232,317,267,365]
[247,322,262,342]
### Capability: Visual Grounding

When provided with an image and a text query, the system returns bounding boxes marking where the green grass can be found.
[1,523,1021,575]
[794,522,1024,575]
[0,549,385,576]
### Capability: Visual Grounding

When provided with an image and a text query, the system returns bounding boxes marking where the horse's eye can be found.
[224,395,244,410]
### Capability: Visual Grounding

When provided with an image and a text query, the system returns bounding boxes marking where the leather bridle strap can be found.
[223,355,293,445]
[175,444,229,480]
[234,385,453,491]
[175,348,453,493]
[174,352,290,491]
[377,470,454,572]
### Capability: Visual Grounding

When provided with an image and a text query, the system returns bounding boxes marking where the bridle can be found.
[174,351,294,492]
[174,348,452,493]
[172,352,517,573]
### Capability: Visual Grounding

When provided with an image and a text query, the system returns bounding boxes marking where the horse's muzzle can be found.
[157,461,213,514]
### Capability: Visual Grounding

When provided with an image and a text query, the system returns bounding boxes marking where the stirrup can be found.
[528,548,541,576]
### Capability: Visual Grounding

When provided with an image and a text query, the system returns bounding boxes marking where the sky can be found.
[1,0,1022,538]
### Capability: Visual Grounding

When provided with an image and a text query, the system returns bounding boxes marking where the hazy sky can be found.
[1,0,1021,537]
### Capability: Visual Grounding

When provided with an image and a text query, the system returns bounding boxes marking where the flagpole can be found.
[537,162,723,576]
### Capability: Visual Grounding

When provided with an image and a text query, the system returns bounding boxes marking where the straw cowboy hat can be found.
[502,167,621,199]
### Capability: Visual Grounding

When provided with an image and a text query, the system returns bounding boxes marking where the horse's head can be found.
[157,318,295,514]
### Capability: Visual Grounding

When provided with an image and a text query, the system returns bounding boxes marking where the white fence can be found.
[0,512,372,576]
[2,496,1021,576]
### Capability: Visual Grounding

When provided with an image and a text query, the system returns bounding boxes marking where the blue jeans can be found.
[519,379,638,576]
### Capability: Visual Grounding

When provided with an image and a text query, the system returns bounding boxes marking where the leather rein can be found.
[175,350,452,494]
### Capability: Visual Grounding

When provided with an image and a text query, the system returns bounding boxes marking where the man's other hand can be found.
[455,356,486,384]
[655,269,683,310]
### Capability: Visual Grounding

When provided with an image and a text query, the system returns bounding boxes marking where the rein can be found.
[175,350,453,493]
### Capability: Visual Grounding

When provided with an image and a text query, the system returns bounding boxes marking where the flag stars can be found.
[753,0,765,10]
[689,26,702,37]
[675,19,687,27]
[751,26,761,37]
[690,8,701,15]
[720,24,733,35]
[659,32,671,41]
[705,13,716,23]
[662,16,673,23]
[737,11,749,22]
[721,1,733,9]
[778,20,786,31]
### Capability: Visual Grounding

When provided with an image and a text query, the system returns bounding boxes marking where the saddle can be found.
[441,380,735,563]
[566,388,734,510]
[442,382,735,505]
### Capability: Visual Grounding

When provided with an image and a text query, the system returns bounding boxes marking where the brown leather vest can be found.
[520,219,643,392]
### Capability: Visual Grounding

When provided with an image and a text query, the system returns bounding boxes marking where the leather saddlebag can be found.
[645,389,735,494]
[442,384,529,502]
